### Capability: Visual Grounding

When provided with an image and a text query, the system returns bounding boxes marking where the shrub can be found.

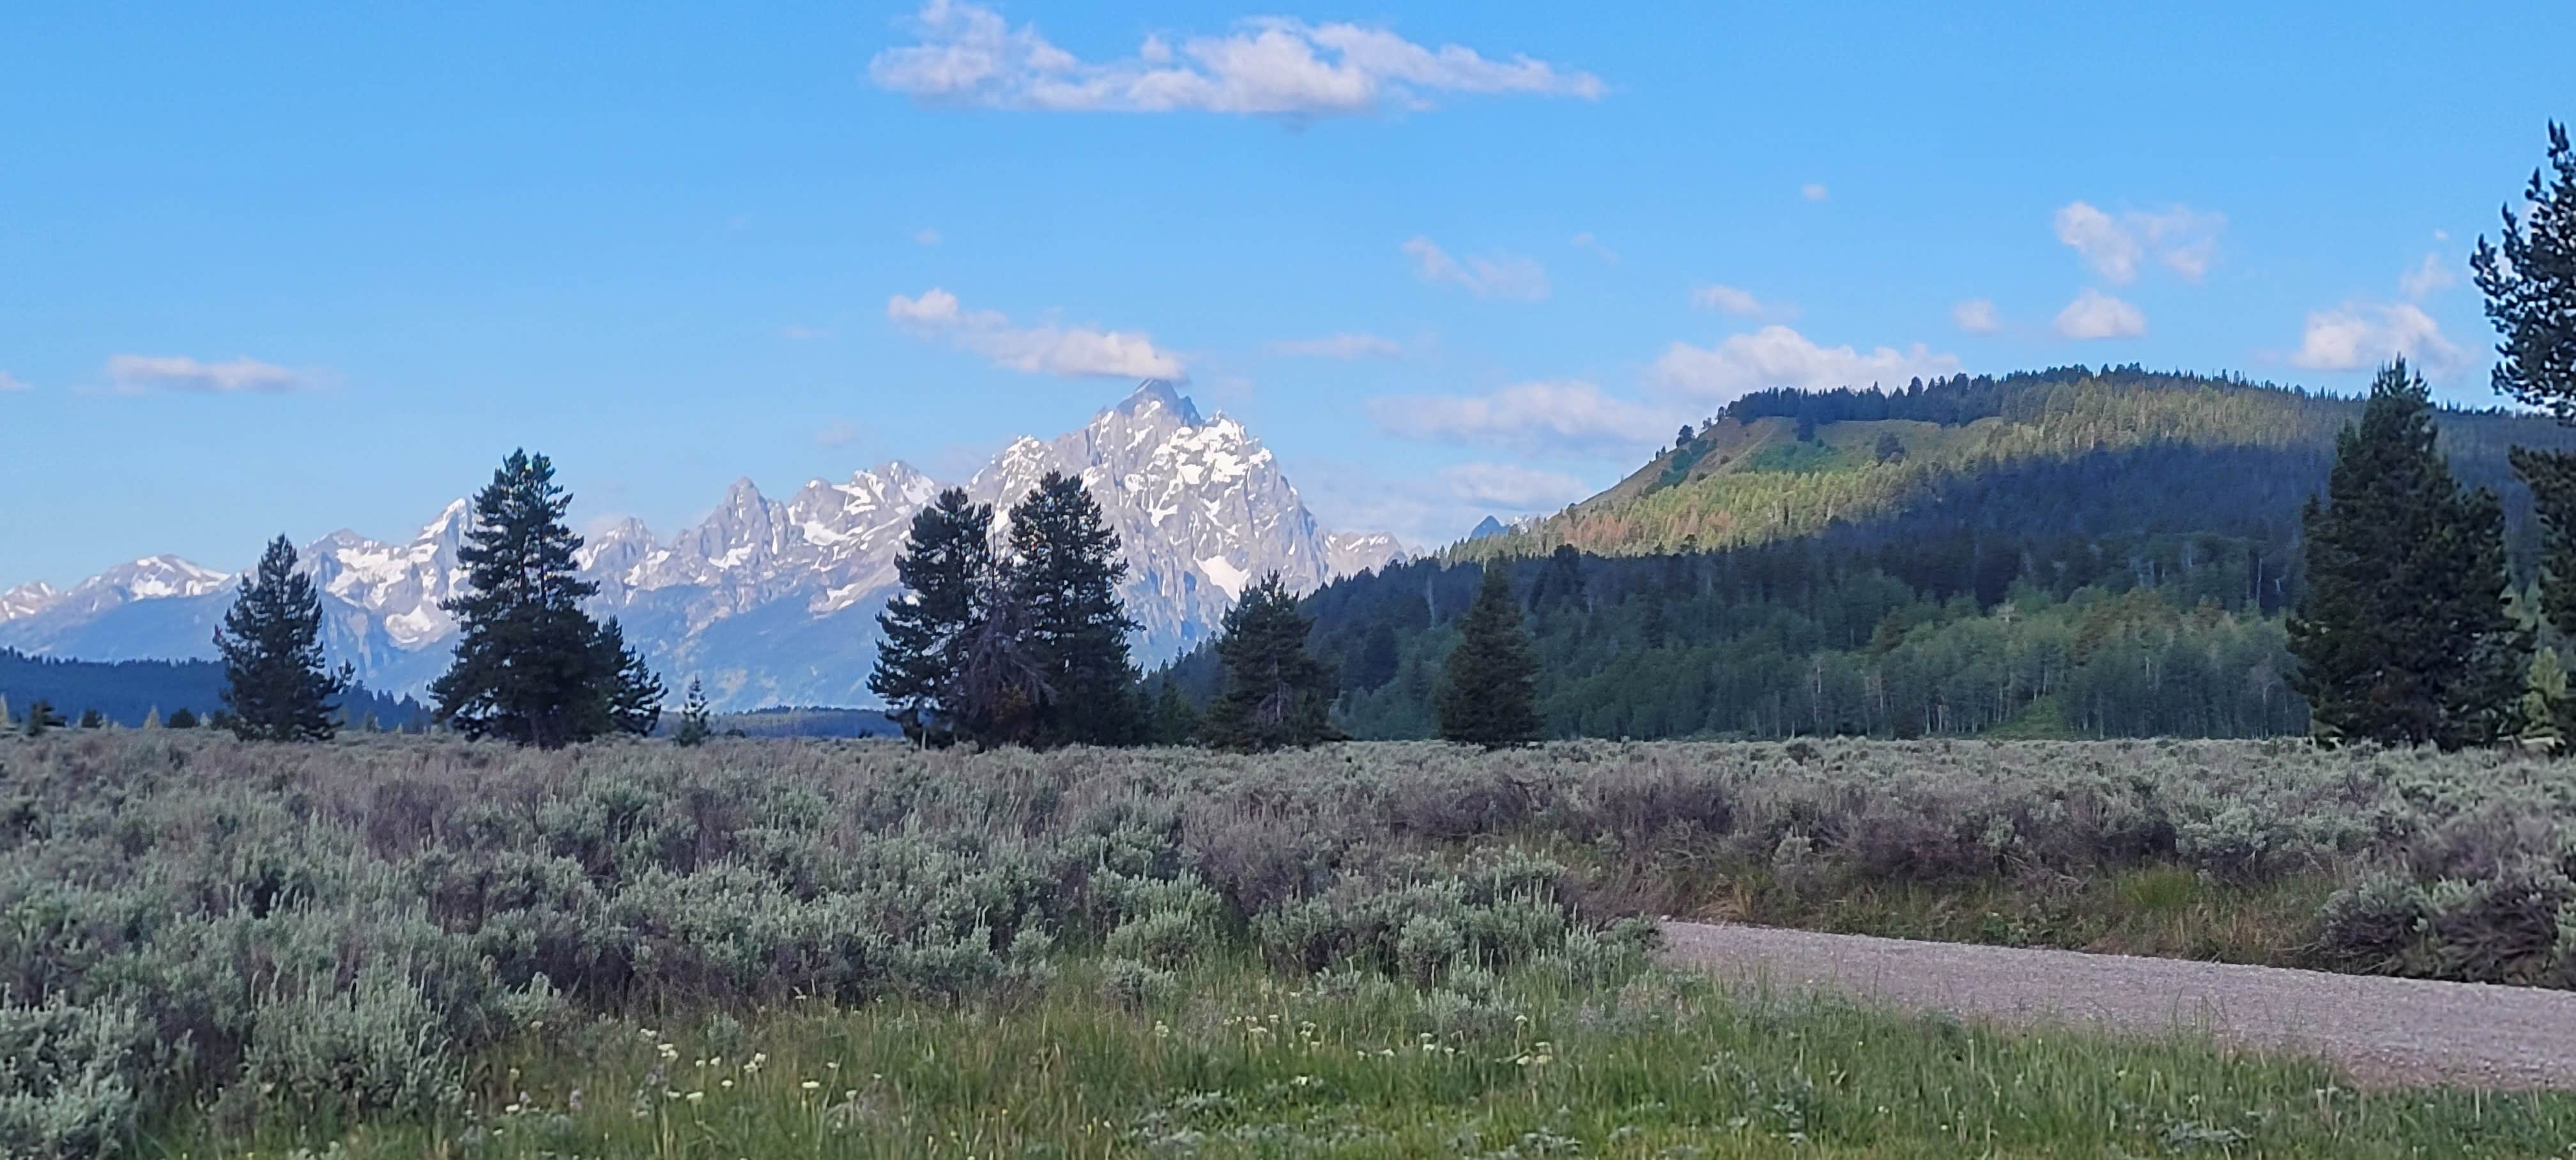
[0,997,146,1159]
[6,731,2576,1153]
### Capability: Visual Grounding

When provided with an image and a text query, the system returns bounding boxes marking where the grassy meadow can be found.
[3,732,2574,1155]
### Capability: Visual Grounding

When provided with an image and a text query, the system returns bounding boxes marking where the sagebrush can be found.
[1,732,2570,1153]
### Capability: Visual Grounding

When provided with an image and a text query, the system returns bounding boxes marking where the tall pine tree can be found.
[431,450,663,748]
[1006,471,1140,747]
[2289,361,2526,749]
[2481,124,2576,705]
[869,488,997,745]
[1438,565,1541,747]
[1205,572,1337,751]
[214,535,353,742]
[2474,122,2576,422]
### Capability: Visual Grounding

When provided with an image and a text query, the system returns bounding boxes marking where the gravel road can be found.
[1663,921,2576,1089]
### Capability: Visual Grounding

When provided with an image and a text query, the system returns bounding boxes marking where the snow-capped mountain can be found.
[0,382,1405,710]
[0,583,64,623]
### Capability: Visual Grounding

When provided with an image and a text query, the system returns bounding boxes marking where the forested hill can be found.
[0,650,429,729]
[1160,367,2576,742]
[1462,365,2576,565]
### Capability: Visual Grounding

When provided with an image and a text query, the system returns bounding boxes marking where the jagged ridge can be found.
[0,382,1405,710]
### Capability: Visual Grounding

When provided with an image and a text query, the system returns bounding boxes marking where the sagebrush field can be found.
[6,733,2575,1156]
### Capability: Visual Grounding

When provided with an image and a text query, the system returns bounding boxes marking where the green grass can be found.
[1741,439,1854,475]
[147,958,2576,1159]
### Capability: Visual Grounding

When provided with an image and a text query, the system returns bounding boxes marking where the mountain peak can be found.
[418,498,471,540]
[1115,379,1203,427]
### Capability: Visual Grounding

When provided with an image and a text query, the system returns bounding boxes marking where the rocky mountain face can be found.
[0,382,1404,710]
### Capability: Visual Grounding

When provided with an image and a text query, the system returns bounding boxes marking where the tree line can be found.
[870,471,1542,751]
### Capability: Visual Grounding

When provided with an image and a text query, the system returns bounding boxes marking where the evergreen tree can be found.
[2480,125,2576,655]
[1149,679,1202,746]
[430,450,663,748]
[869,488,997,745]
[2474,122,2576,422]
[1006,471,1140,747]
[1438,565,1541,747]
[673,677,714,747]
[2288,362,2526,749]
[76,708,104,729]
[1874,432,1907,464]
[166,707,199,729]
[23,701,65,737]
[214,535,353,742]
[0,694,10,731]
[594,618,664,738]
[954,584,1046,746]
[1205,572,1337,751]
[142,707,160,729]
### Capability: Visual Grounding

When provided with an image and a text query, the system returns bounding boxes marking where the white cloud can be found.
[2289,301,2465,373]
[871,1,1602,118]
[1690,284,1772,318]
[1570,231,1619,264]
[1800,183,1830,202]
[2053,289,2147,340]
[1951,299,1999,335]
[1650,325,1961,405]
[102,355,313,394]
[1402,236,1548,300]
[0,370,27,393]
[887,287,1187,379]
[914,227,943,246]
[815,420,861,448]
[1269,332,1403,360]
[2052,201,2224,284]
[2400,252,2458,300]
[1369,379,1675,457]
[1441,462,1591,510]
[779,324,829,340]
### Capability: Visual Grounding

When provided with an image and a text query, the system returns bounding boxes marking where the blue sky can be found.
[3,1,2566,585]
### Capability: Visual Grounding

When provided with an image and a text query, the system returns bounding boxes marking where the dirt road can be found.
[1663,921,2576,1089]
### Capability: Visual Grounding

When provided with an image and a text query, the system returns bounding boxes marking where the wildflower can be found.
[686,1092,705,1103]
[721,1078,735,1089]
[802,1081,822,1091]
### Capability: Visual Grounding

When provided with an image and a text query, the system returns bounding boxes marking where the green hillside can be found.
[1462,365,2576,562]
[1163,367,2576,742]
